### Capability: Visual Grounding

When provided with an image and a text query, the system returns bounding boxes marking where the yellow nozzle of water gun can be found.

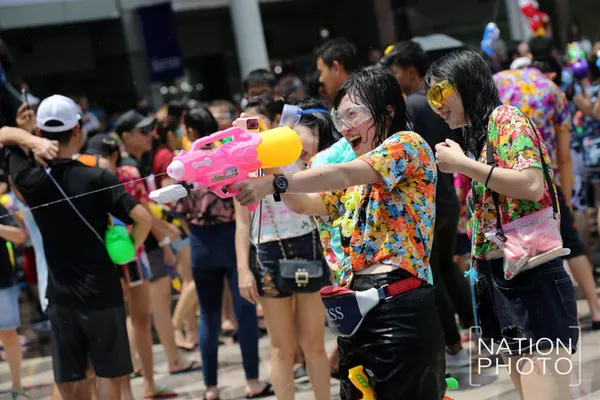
[148,202,164,220]
[348,366,374,400]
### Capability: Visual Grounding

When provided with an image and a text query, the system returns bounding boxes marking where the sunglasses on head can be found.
[425,80,455,111]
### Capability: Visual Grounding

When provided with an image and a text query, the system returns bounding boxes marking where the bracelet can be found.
[158,236,172,247]
[485,166,495,187]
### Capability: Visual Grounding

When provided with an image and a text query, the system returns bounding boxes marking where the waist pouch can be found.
[320,276,422,337]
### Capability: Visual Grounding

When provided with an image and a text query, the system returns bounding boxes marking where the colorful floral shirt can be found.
[494,68,571,184]
[116,166,149,203]
[467,105,557,260]
[320,132,437,287]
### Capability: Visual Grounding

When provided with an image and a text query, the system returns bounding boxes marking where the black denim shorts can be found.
[476,257,579,356]
[250,231,327,298]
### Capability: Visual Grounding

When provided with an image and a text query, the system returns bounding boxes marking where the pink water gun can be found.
[149,126,302,211]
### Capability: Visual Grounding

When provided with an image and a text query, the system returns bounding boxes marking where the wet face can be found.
[293,124,319,164]
[334,94,375,157]
[426,80,466,129]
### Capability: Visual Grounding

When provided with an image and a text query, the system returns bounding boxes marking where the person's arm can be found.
[593,98,600,120]
[234,200,252,272]
[0,224,25,245]
[263,167,329,215]
[458,156,545,201]
[128,204,152,249]
[436,108,546,202]
[0,126,58,166]
[234,133,432,208]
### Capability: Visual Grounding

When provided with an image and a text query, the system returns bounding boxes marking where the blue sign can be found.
[138,2,184,82]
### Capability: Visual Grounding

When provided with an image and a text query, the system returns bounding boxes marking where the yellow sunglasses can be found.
[426,80,455,110]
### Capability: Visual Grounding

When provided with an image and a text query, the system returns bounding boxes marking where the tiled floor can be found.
[1,300,600,399]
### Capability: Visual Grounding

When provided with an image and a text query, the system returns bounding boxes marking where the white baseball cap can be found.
[37,95,81,133]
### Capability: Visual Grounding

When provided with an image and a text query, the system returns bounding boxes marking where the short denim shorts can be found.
[0,285,21,331]
[476,257,579,356]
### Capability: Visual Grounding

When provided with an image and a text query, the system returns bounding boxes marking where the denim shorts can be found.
[250,231,326,298]
[476,257,579,356]
[0,285,21,331]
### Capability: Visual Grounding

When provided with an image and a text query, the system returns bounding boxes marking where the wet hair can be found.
[424,49,502,155]
[333,67,411,148]
[384,40,430,77]
[315,38,360,73]
[295,97,338,153]
[242,69,277,92]
[184,107,219,138]
[245,94,285,124]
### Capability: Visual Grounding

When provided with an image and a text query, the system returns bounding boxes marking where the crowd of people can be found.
[0,22,599,400]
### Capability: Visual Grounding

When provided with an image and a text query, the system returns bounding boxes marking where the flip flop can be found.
[176,343,198,352]
[144,387,178,399]
[170,360,202,375]
[245,383,274,399]
[131,370,143,379]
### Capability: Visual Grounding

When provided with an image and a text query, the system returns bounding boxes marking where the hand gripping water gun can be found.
[519,0,546,36]
[149,126,302,211]
[481,22,500,57]
[567,43,589,80]
[105,216,136,265]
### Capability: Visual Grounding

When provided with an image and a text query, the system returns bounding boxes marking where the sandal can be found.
[170,360,202,375]
[245,383,274,399]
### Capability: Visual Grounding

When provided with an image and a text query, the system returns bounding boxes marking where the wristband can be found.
[158,236,172,247]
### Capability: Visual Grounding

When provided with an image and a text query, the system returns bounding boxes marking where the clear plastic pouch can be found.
[485,207,569,280]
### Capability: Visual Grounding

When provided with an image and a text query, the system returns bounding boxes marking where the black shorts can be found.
[48,303,133,382]
[557,187,586,259]
[251,231,327,298]
[476,258,579,356]
[338,269,446,400]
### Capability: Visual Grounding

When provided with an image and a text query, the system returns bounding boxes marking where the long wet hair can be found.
[295,97,338,154]
[424,49,502,156]
[333,68,412,148]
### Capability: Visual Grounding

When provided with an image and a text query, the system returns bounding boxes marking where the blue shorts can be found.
[172,236,190,254]
[476,258,579,356]
[0,286,21,331]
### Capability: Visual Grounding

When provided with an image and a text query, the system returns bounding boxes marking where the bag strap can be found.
[485,112,559,237]
[263,199,289,260]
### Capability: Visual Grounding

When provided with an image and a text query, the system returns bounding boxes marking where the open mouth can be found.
[347,136,362,150]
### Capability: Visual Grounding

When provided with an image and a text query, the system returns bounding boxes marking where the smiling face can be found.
[333,94,375,156]
[426,80,466,129]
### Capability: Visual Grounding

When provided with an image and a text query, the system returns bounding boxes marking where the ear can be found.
[273,113,282,127]
[187,127,197,141]
[547,72,558,81]
[386,105,395,118]
[35,127,41,138]
[332,60,342,75]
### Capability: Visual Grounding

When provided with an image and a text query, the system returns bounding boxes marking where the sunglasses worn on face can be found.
[426,80,455,111]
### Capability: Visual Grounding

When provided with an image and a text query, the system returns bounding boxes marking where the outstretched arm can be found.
[232,159,381,209]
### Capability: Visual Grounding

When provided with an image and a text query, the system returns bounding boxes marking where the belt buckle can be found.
[295,271,309,285]
[378,284,393,301]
